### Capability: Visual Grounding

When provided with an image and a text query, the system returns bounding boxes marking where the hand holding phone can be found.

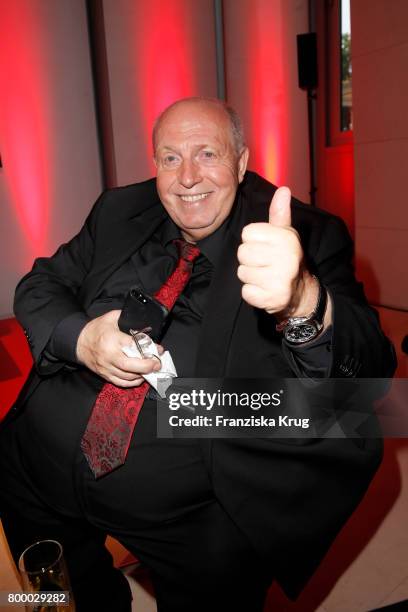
[118,286,168,341]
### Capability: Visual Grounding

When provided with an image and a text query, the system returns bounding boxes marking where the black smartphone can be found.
[118,287,168,341]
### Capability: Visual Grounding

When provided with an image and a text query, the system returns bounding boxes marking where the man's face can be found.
[154,102,249,242]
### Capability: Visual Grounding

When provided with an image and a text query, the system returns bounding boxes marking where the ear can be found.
[153,156,158,169]
[237,147,249,183]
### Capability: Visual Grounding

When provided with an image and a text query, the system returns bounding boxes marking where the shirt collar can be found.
[196,217,229,265]
[159,192,240,266]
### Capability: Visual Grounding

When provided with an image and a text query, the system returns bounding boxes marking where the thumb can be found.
[268,186,292,227]
[104,309,122,321]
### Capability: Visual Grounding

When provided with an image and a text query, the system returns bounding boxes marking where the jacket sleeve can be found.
[311,215,396,378]
[283,212,396,379]
[13,192,106,374]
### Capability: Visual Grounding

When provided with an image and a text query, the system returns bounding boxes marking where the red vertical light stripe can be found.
[128,0,197,171]
[0,1,52,261]
[245,2,288,186]
[224,0,289,187]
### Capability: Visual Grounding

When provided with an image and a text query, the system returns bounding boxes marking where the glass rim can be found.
[18,539,63,575]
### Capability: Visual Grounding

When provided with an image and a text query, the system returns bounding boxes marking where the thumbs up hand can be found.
[237,187,319,319]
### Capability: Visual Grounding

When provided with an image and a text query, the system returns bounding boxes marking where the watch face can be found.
[284,323,318,344]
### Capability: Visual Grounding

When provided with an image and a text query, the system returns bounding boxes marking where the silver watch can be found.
[276,281,328,345]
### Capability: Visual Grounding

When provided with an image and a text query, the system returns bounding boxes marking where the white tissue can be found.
[122,336,177,398]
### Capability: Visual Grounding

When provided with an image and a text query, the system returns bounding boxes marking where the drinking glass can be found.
[18,540,75,611]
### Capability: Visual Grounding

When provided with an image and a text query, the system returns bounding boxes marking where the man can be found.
[0,97,395,611]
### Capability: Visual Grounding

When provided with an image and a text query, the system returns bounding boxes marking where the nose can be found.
[177,159,202,188]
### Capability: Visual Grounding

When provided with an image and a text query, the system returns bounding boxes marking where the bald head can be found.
[153,96,249,242]
[152,97,245,157]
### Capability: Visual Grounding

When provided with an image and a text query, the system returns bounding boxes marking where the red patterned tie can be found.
[80,239,200,477]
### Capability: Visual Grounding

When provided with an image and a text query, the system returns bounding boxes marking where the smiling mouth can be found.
[178,193,211,203]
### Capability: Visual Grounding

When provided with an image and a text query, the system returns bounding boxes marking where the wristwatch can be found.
[276,279,328,345]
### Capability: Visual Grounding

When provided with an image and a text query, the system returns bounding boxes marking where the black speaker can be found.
[297,33,318,90]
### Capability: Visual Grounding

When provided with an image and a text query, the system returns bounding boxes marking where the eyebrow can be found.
[158,144,218,153]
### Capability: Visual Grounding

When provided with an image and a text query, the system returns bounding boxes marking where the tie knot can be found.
[174,239,200,263]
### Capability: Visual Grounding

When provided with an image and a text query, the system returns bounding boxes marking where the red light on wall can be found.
[128,0,198,172]
[245,7,288,186]
[0,2,52,261]
[224,1,291,188]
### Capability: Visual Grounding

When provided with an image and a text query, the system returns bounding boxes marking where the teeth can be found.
[179,193,210,202]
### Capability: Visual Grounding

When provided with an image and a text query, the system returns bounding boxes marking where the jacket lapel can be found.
[81,203,167,308]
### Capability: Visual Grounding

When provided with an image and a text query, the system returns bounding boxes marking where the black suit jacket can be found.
[10,171,396,598]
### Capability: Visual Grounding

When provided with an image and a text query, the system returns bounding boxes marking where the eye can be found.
[200,150,217,161]
[162,154,181,167]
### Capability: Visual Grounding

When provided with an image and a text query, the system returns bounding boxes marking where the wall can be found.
[0,0,102,317]
[102,0,218,186]
[352,0,408,311]
[315,1,355,233]
[343,4,408,609]
[223,0,310,203]
[101,0,311,192]
[0,0,311,318]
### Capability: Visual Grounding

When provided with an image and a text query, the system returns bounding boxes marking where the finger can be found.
[103,309,122,323]
[241,222,275,244]
[237,241,276,266]
[103,364,146,382]
[241,284,272,310]
[237,265,275,289]
[269,186,292,227]
[108,375,146,389]
[241,222,297,245]
[111,374,145,385]
[113,355,162,374]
